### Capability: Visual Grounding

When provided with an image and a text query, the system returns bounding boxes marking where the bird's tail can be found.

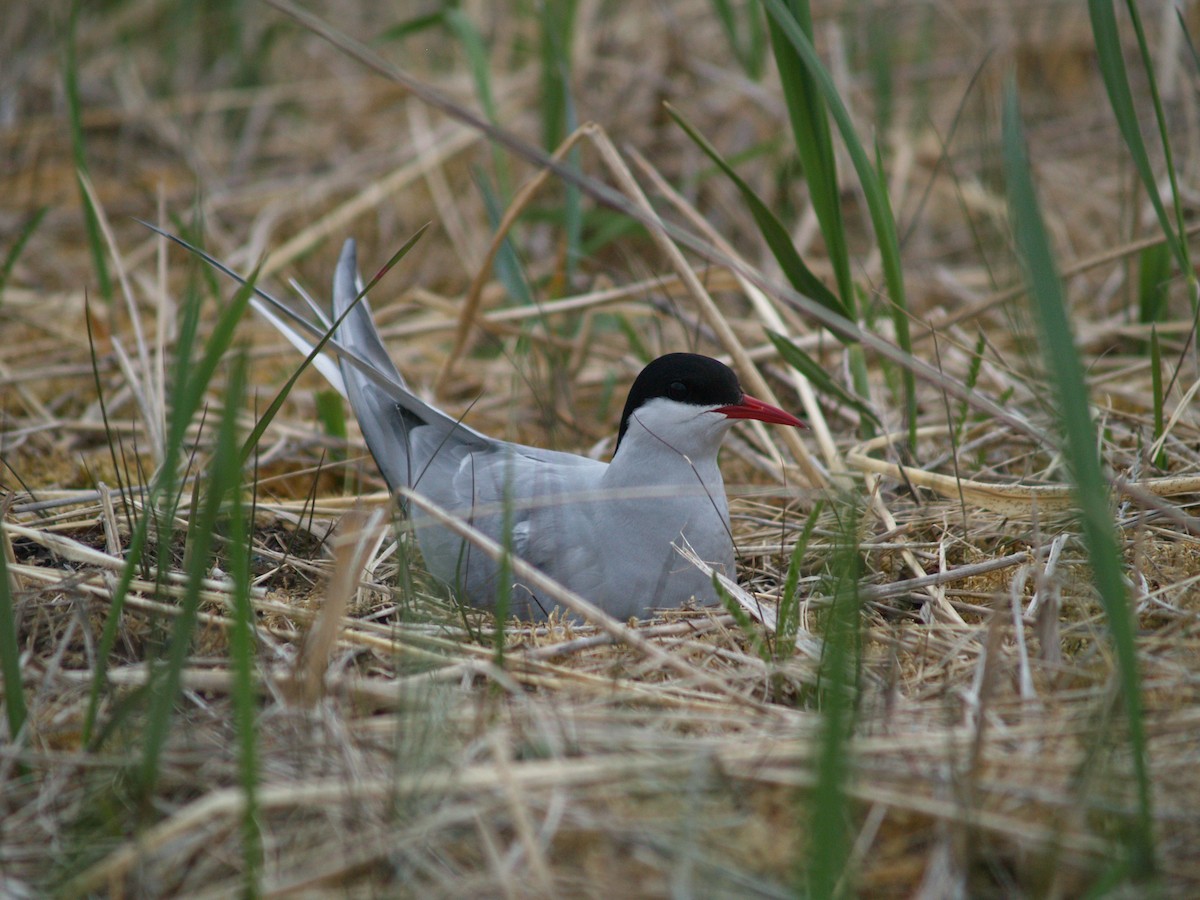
[327,240,489,493]
[329,239,424,492]
[330,239,407,392]
[136,222,482,493]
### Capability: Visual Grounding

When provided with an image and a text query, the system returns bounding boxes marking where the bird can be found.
[261,238,805,621]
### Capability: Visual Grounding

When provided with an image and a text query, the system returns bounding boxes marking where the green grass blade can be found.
[180,276,259,433]
[139,354,248,797]
[1088,0,1188,273]
[361,224,432,290]
[777,501,822,656]
[578,208,645,257]
[64,0,111,303]
[444,8,510,196]
[804,491,860,897]
[1136,241,1170,326]
[315,389,347,458]
[0,206,47,298]
[84,235,264,746]
[443,8,497,123]
[954,330,988,446]
[492,462,516,667]
[537,0,577,152]
[865,6,895,133]
[745,1,767,77]
[709,0,740,67]
[763,0,854,313]
[767,330,880,428]
[227,440,261,893]
[1121,1,1194,297]
[668,105,851,323]
[0,524,29,748]
[1179,7,1200,75]
[1149,327,1165,470]
[709,0,767,78]
[375,10,444,43]
[762,0,916,444]
[1002,80,1155,879]
[477,171,535,307]
[537,0,581,285]
[868,136,916,442]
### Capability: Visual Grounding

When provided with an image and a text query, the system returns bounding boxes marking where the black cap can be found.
[615,353,743,450]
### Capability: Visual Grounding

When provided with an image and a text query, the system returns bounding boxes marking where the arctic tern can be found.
[262,238,805,621]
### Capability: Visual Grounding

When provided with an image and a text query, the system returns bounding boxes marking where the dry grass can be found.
[4,1,1200,896]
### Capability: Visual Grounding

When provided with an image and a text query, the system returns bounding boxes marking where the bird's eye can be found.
[667,381,688,401]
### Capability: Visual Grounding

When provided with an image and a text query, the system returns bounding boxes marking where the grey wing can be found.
[416,441,607,615]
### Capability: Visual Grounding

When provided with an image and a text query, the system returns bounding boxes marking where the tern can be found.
[259,238,805,621]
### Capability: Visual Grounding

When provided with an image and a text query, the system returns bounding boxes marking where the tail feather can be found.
[331,239,488,493]
[332,239,406,388]
[135,221,488,492]
[253,290,346,396]
[330,240,487,439]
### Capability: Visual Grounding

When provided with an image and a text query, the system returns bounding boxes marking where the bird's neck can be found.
[603,429,725,489]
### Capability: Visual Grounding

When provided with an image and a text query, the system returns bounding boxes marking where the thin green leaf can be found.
[778,501,823,656]
[1088,0,1188,272]
[1002,79,1155,879]
[767,331,880,428]
[579,208,644,257]
[0,206,47,297]
[444,8,510,195]
[476,171,535,307]
[1150,327,1165,470]
[375,10,445,43]
[764,0,853,312]
[537,0,577,151]
[710,0,767,78]
[0,525,28,751]
[1120,0,1194,295]
[316,389,347,444]
[804,491,860,897]
[493,461,517,668]
[227,443,262,892]
[866,7,895,133]
[443,8,496,122]
[762,0,916,443]
[954,330,988,446]
[1179,7,1200,76]
[1137,241,1171,326]
[537,0,581,285]
[64,0,111,302]
[140,354,248,796]
[362,224,432,292]
[668,104,851,324]
[181,277,260,425]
